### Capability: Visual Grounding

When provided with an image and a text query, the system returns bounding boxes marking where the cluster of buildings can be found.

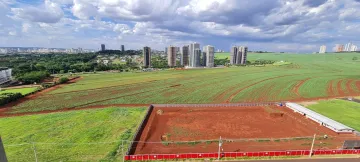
[319,42,358,53]
[143,43,216,68]
[0,47,95,54]
[143,43,248,68]
[100,44,125,52]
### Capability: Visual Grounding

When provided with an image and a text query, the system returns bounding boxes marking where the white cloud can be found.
[10,0,64,23]
[2,0,360,52]
[8,31,17,36]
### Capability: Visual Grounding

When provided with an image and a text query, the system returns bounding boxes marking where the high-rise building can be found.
[168,46,177,67]
[335,44,344,52]
[165,47,168,54]
[143,46,151,68]
[195,49,201,67]
[240,46,248,64]
[230,46,247,65]
[350,44,358,51]
[181,45,189,66]
[189,42,200,67]
[201,51,206,66]
[101,44,105,51]
[319,45,326,53]
[204,45,215,67]
[121,45,125,52]
[345,43,350,51]
[230,46,238,65]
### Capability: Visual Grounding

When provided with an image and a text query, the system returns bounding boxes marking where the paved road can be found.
[235,158,360,162]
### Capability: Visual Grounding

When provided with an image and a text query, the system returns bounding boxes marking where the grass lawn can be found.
[0,107,147,161]
[307,99,360,131]
[0,87,38,95]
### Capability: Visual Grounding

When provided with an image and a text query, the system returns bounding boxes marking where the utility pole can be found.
[218,136,222,160]
[309,134,316,158]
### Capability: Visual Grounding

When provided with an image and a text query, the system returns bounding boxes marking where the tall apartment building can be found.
[201,51,207,66]
[350,44,358,51]
[181,45,189,66]
[121,45,125,52]
[204,45,214,67]
[101,44,105,51]
[195,49,201,67]
[335,44,344,52]
[168,46,177,67]
[230,46,248,65]
[165,47,168,55]
[230,46,238,64]
[143,46,151,68]
[240,46,248,64]
[319,45,326,53]
[189,42,200,67]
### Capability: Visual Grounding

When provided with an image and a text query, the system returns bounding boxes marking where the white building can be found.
[319,45,326,53]
[0,68,12,85]
[204,45,215,67]
[189,42,200,67]
[350,44,358,52]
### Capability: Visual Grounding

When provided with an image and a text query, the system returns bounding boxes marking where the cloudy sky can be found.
[1,0,360,52]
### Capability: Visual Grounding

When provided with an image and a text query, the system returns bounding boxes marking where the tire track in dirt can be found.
[337,79,346,96]
[345,79,356,94]
[291,78,310,99]
[224,74,296,103]
[356,80,360,91]
[327,80,335,96]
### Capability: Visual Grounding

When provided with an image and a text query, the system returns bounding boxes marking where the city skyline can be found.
[2,0,360,53]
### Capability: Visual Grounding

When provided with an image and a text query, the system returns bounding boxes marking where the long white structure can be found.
[286,102,355,133]
[0,69,12,85]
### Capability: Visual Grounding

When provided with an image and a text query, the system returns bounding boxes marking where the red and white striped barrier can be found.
[125,149,360,161]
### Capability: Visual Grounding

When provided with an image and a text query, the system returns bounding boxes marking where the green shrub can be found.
[0,93,23,106]
[17,71,50,84]
[58,77,69,84]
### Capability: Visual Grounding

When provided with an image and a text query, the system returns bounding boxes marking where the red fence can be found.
[125,149,360,161]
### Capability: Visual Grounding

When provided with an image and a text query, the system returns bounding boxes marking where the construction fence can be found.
[2,139,360,162]
[125,149,360,161]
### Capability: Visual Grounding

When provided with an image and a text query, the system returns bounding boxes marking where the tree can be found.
[17,71,50,84]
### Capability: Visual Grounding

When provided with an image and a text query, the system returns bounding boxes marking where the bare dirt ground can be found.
[133,105,360,154]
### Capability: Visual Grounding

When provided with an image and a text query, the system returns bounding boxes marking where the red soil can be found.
[346,79,356,94]
[327,80,335,96]
[133,106,359,154]
[292,78,310,99]
[337,79,346,96]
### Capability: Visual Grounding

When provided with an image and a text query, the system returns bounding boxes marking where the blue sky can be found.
[1,0,360,52]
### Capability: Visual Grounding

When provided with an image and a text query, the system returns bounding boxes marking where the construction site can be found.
[125,103,360,160]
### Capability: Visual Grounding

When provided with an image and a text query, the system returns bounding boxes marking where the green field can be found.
[215,52,230,59]
[0,107,146,161]
[0,87,38,95]
[307,99,360,131]
[6,53,360,114]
